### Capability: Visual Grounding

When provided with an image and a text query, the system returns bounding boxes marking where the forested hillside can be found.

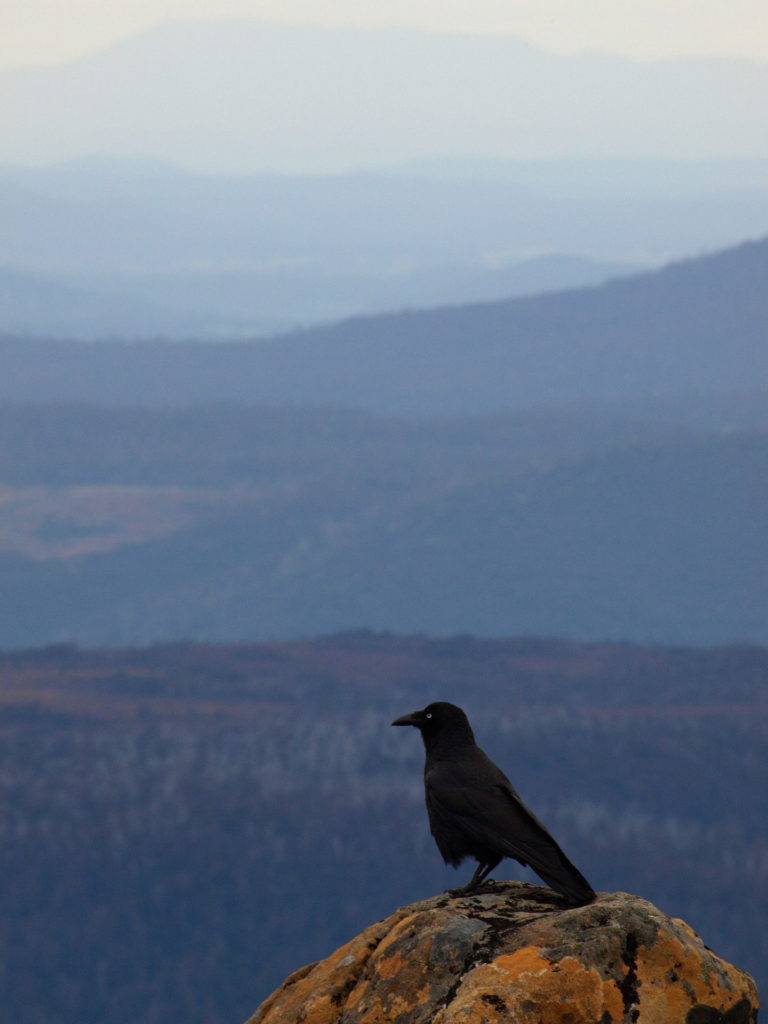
[1,636,765,1023]
[1,400,766,647]
[2,237,766,413]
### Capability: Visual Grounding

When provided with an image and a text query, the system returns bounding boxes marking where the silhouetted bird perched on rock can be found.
[392,701,595,905]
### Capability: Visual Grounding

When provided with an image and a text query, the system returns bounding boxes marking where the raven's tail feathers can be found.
[532,848,595,905]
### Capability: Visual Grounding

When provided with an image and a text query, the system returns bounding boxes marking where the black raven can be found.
[392,701,595,904]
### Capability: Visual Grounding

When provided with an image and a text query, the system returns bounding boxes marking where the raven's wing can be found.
[425,751,594,904]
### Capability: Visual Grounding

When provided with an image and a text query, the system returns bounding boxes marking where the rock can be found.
[244,883,759,1024]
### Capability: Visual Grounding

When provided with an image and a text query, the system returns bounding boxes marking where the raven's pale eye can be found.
[426,712,432,719]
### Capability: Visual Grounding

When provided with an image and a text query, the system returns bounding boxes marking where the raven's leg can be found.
[449,857,502,895]
[473,857,501,886]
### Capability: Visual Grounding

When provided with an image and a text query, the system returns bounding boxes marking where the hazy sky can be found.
[3,0,768,70]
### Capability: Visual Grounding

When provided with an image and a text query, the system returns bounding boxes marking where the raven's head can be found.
[392,701,475,743]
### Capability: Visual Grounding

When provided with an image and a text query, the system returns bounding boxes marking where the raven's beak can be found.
[392,711,421,727]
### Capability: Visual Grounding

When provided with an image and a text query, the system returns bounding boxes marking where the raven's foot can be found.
[447,878,496,896]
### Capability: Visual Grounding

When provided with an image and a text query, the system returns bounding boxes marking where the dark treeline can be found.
[0,401,666,486]
[2,395,767,486]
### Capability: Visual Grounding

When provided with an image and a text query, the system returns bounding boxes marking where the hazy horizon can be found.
[1,19,765,176]
[4,0,768,71]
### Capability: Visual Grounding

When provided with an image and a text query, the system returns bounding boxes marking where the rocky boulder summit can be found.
[246,884,758,1024]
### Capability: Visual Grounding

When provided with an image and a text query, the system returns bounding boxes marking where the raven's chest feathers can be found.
[423,749,527,868]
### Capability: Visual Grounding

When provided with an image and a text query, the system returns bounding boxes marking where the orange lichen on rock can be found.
[245,885,759,1024]
[435,946,626,1024]
[632,927,757,1024]
[248,910,410,1024]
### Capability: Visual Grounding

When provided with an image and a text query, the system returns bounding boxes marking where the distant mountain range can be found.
[3,155,766,338]
[0,249,636,341]
[2,236,766,414]
[1,21,766,171]
[2,21,767,337]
